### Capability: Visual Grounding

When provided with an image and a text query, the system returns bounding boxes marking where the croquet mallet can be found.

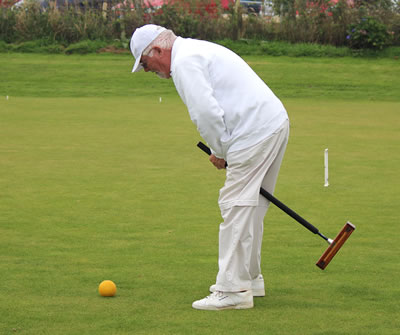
[197,141,355,270]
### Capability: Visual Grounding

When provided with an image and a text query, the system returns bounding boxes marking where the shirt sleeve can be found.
[172,54,229,159]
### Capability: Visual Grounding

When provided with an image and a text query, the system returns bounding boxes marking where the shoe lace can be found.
[208,291,224,299]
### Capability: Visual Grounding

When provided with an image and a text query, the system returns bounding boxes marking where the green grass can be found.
[1,53,399,101]
[2,39,400,58]
[217,39,400,58]
[0,53,399,334]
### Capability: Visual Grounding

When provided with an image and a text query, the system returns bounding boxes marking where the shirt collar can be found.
[170,36,183,77]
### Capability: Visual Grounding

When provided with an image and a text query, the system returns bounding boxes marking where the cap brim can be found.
[132,57,143,73]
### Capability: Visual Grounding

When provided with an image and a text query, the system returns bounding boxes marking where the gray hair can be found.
[143,29,177,56]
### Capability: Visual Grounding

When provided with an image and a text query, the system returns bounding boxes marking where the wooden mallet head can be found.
[316,222,356,270]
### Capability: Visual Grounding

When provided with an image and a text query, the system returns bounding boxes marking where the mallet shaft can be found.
[197,141,326,241]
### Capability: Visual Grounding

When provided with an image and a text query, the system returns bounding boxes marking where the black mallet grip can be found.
[197,141,212,155]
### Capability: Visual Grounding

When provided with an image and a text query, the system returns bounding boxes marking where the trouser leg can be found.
[249,127,289,277]
[215,205,257,292]
[249,204,268,280]
[215,120,290,292]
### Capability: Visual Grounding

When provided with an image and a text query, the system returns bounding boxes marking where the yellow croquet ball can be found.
[99,280,117,297]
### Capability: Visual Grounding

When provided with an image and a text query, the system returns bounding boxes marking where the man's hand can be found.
[209,154,226,170]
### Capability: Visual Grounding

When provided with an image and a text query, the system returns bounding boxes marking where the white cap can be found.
[130,24,166,73]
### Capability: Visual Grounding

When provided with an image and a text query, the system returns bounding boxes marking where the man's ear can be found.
[152,46,162,55]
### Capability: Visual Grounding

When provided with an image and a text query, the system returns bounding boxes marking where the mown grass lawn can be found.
[0,53,399,334]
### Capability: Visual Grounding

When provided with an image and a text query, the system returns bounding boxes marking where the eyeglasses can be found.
[140,58,148,71]
[140,47,152,71]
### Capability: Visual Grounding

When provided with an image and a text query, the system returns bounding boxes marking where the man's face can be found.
[140,47,171,79]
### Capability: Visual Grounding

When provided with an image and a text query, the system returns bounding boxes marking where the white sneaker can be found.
[192,290,253,310]
[209,274,265,297]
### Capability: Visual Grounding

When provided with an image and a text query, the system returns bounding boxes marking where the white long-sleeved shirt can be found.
[171,37,288,159]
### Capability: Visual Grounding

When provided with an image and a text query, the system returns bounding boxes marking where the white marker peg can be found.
[324,148,329,187]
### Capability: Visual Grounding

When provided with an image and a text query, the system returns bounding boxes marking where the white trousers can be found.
[214,120,289,292]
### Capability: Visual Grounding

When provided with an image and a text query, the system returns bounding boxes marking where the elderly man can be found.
[130,24,289,310]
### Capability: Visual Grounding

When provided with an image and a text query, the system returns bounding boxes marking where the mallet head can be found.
[316,222,355,270]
